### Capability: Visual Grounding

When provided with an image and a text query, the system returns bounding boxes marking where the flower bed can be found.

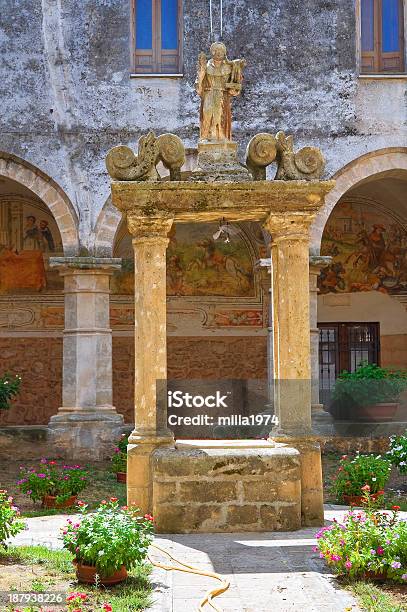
[0,372,21,410]
[315,488,407,583]
[17,459,88,506]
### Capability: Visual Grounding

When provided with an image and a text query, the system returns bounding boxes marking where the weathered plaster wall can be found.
[2,1,406,252]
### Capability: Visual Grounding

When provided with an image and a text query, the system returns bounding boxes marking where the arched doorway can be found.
[0,155,79,426]
[316,165,407,420]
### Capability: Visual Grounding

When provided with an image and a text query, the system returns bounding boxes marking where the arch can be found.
[311,147,407,252]
[93,196,123,257]
[0,152,79,255]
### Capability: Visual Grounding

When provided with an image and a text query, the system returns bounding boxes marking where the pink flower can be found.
[40,458,47,464]
[330,554,341,562]
[345,561,352,569]
[402,574,407,580]
[37,474,46,478]
[392,561,401,569]
[361,484,370,492]
[376,546,384,556]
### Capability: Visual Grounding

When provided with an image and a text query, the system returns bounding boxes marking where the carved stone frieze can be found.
[245,133,277,181]
[275,131,325,181]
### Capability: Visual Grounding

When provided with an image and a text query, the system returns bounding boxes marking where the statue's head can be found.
[210,42,227,60]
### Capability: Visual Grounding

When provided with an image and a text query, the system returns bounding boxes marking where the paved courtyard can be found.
[8,506,382,612]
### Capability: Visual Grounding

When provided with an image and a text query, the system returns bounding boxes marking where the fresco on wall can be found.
[0,199,63,294]
[319,200,407,295]
[112,222,256,297]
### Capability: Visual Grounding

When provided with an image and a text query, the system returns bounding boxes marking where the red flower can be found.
[377,490,385,496]
[144,513,154,522]
[49,461,56,465]
[100,500,107,504]
[110,497,118,503]
[341,455,348,460]
[77,500,86,507]
[102,605,113,612]
[361,484,370,492]
[392,505,401,511]
[376,546,384,556]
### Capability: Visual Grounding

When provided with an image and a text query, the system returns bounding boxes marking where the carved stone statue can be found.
[196,42,245,142]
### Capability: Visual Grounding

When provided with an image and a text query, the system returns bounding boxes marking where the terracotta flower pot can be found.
[343,494,364,506]
[356,402,399,422]
[116,471,127,483]
[74,560,128,585]
[42,494,77,509]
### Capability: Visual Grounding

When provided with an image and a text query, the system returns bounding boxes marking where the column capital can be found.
[49,256,122,274]
[264,211,317,242]
[127,212,174,240]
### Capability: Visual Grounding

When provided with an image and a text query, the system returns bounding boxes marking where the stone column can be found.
[126,213,175,514]
[264,213,324,526]
[48,257,124,459]
[309,255,332,412]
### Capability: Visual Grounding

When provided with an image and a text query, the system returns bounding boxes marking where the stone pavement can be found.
[10,506,390,612]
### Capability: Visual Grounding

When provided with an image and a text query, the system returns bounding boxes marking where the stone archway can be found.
[94,196,126,257]
[0,152,79,255]
[311,147,407,252]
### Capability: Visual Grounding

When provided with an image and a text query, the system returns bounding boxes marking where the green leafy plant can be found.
[0,373,21,410]
[0,490,25,548]
[330,453,391,502]
[332,362,407,408]
[386,430,407,474]
[17,459,89,504]
[315,487,407,583]
[61,498,154,577]
[111,433,129,474]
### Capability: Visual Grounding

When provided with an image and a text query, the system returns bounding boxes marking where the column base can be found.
[268,434,324,527]
[127,433,175,515]
[48,408,124,460]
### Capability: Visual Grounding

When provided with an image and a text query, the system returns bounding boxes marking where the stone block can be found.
[260,503,301,531]
[226,505,259,526]
[154,503,225,533]
[178,480,236,503]
[154,481,178,504]
[242,480,278,502]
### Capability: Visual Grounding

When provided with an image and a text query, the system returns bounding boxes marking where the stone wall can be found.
[0,337,62,425]
[151,445,302,533]
[112,336,268,422]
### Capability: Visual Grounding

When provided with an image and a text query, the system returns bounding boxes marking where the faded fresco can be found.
[112,222,257,297]
[319,200,407,295]
[0,199,63,294]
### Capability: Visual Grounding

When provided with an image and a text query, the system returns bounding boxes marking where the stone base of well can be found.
[48,408,124,460]
[146,440,308,533]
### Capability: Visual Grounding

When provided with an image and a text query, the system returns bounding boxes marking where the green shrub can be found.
[111,433,129,474]
[17,459,89,504]
[330,453,391,502]
[61,499,154,577]
[0,490,25,548]
[332,362,407,408]
[386,430,407,474]
[0,373,21,410]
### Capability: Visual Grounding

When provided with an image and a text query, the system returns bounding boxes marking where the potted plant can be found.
[315,487,407,583]
[0,372,21,410]
[386,430,407,475]
[0,490,25,548]
[61,498,154,585]
[111,433,129,483]
[17,459,89,508]
[331,453,391,506]
[332,362,407,422]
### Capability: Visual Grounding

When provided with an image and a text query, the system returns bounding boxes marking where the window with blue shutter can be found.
[132,0,182,74]
[361,0,404,73]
